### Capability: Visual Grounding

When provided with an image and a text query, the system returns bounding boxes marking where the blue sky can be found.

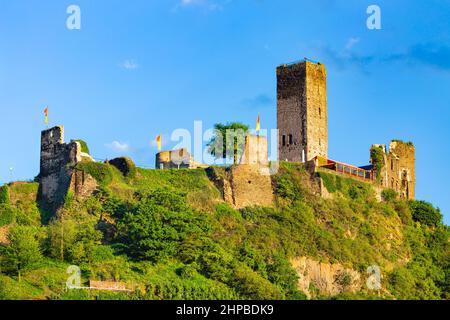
[1,0,449,224]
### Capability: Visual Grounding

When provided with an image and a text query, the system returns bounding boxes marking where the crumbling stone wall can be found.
[208,135,274,208]
[226,165,274,209]
[38,126,95,218]
[239,135,269,166]
[38,126,81,215]
[371,141,415,199]
[277,60,328,162]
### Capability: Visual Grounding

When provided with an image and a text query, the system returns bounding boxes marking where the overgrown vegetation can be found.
[73,140,90,155]
[0,162,448,300]
[370,146,385,182]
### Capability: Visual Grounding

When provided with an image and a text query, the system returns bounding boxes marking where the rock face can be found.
[38,126,96,219]
[291,257,361,298]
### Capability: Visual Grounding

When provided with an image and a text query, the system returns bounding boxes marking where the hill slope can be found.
[0,162,448,300]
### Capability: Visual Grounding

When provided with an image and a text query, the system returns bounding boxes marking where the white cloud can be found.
[345,37,360,51]
[106,141,130,153]
[121,59,139,70]
[176,0,228,11]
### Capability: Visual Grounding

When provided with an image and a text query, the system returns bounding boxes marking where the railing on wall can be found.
[314,156,374,181]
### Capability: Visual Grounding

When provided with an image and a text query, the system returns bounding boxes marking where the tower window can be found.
[282,135,286,146]
[289,134,293,145]
[319,108,321,118]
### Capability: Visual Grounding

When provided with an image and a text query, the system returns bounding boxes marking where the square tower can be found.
[277,60,328,162]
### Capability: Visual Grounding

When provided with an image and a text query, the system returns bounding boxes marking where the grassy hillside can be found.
[0,162,448,300]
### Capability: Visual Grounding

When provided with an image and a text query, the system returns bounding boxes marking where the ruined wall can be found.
[207,135,274,208]
[277,60,328,162]
[39,126,81,215]
[39,126,96,218]
[239,135,269,166]
[371,141,415,200]
[227,165,274,209]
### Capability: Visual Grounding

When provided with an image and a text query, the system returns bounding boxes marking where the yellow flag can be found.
[156,134,162,152]
[256,114,261,132]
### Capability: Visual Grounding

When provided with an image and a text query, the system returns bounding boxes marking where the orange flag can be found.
[156,134,162,152]
[256,114,261,132]
[44,106,49,126]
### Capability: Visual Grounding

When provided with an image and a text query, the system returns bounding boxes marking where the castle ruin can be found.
[38,126,96,218]
[37,58,415,216]
[277,59,415,199]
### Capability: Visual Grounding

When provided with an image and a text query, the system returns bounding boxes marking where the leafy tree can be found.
[117,189,203,262]
[1,226,42,281]
[207,122,249,164]
[409,200,442,227]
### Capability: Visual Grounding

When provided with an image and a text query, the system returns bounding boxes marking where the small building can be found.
[155,148,206,169]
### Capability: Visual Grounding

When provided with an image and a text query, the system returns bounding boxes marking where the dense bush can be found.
[0,185,10,204]
[75,162,117,186]
[0,226,43,280]
[0,204,16,227]
[381,189,398,202]
[117,189,204,262]
[409,200,442,227]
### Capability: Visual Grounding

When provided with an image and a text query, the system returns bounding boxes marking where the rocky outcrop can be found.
[291,257,362,298]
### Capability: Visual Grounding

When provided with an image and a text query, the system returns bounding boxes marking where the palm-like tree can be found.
[207,122,249,165]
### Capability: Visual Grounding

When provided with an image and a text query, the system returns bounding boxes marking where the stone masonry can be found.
[277,60,328,162]
[156,148,206,169]
[38,126,95,218]
[371,141,415,199]
[208,135,274,209]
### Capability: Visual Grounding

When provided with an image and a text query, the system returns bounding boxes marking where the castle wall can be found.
[305,62,328,160]
[155,148,207,169]
[372,141,415,199]
[277,60,328,162]
[39,126,82,216]
[227,164,274,209]
[239,135,269,166]
[39,126,96,219]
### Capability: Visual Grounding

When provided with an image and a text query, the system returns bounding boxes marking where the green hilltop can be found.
[0,161,448,300]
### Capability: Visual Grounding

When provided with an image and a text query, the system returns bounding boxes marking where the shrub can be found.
[117,189,203,262]
[381,189,398,202]
[0,185,10,204]
[409,200,442,227]
[318,172,337,193]
[370,146,384,182]
[76,162,115,186]
[0,204,16,227]
[108,157,137,179]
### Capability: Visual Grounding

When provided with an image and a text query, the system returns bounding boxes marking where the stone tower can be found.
[277,60,328,162]
[38,126,96,220]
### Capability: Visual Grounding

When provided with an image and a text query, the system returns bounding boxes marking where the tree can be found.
[2,226,42,281]
[117,189,203,262]
[207,122,249,165]
[409,200,442,227]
